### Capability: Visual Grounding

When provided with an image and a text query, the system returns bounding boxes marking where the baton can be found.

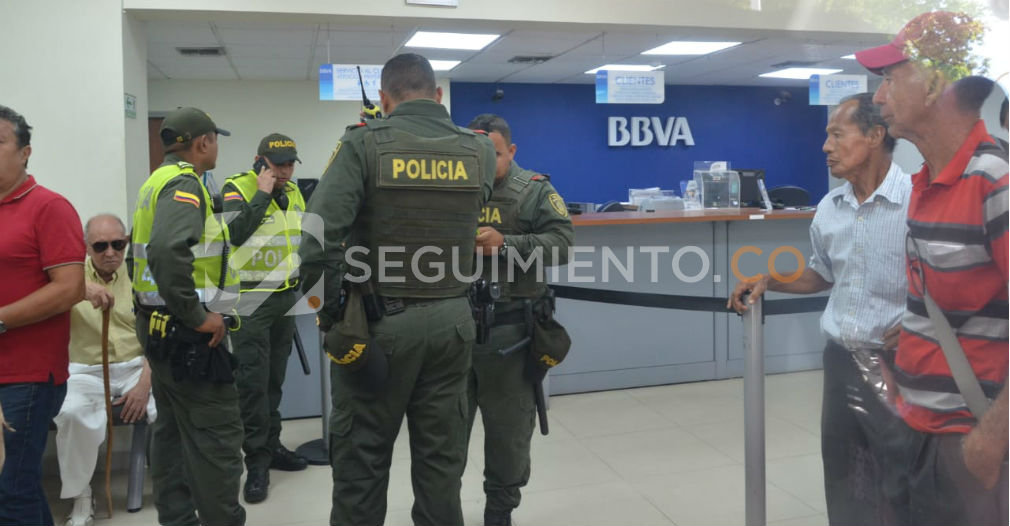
[293,326,310,375]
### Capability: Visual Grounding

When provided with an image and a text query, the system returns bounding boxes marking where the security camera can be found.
[492,87,504,102]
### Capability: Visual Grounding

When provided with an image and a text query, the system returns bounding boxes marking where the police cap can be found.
[160,107,231,146]
[257,133,302,165]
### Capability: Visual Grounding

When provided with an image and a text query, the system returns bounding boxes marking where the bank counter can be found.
[548,208,828,395]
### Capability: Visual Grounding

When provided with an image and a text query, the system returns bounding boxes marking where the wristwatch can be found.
[0,320,7,334]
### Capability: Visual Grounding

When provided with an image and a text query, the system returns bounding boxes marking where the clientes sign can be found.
[596,70,665,104]
[607,116,695,147]
[808,74,867,105]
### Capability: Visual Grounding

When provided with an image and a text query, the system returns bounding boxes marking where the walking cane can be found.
[100,309,114,518]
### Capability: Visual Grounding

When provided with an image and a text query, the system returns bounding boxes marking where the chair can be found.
[111,405,148,513]
[766,185,811,207]
[596,201,626,212]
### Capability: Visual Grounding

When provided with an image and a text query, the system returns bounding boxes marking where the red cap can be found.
[855,11,961,75]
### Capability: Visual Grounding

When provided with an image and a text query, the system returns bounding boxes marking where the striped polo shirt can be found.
[896,120,1009,434]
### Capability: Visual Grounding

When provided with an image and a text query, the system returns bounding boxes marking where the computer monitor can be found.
[297,178,319,202]
[736,169,765,208]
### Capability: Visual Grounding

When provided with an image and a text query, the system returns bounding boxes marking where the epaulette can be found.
[531,173,551,182]
[345,122,368,131]
[176,161,194,170]
[473,129,488,135]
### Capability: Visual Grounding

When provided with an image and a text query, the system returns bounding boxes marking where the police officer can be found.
[298,53,494,526]
[131,107,245,526]
[465,114,574,526]
[222,133,308,504]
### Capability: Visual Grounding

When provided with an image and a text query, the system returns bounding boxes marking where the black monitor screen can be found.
[736,169,765,207]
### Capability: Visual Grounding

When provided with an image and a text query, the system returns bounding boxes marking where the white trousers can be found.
[53,357,157,499]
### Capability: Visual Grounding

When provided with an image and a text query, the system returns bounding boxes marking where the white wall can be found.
[124,13,151,221]
[147,79,452,188]
[3,0,129,226]
[983,83,1008,144]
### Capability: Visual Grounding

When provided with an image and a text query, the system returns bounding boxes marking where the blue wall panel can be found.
[449,82,830,205]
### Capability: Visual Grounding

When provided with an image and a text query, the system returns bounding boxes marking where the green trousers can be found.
[466,301,536,515]
[328,296,474,526]
[233,289,296,470]
[140,316,246,526]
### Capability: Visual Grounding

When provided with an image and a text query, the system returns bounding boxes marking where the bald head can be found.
[85,214,128,279]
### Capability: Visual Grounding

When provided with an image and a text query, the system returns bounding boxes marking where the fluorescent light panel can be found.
[405,31,499,50]
[642,40,741,55]
[428,60,461,71]
[585,64,664,74]
[841,54,856,59]
[759,67,842,79]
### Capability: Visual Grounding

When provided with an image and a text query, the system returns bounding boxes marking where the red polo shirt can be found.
[0,175,85,385]
[896,121,1009,434]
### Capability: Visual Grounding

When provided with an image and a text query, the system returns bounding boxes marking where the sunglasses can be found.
[91,239,129,253]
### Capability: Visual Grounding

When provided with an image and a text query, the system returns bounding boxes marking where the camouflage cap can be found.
[160,107,230,146]
[257,133,301,164]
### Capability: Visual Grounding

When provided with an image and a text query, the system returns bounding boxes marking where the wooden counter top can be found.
[571,208,816,226]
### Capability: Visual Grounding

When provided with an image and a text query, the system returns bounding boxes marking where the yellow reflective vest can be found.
[224,171,305,293]
[132,162,240,310]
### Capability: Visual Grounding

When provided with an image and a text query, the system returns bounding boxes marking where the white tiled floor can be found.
[44,370,828,526]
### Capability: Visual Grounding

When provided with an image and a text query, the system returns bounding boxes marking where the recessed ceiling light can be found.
[642,41,741,55]
[405,31,499,50]
[841,54,856,60]
[585,64,664,74]
[428,60,461,71]
[759,67,843,80]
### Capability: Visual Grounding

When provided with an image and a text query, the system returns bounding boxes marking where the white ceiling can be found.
[145,18,891,86]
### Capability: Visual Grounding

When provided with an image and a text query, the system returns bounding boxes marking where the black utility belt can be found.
[379,295,455,316]
[492,308,527,327]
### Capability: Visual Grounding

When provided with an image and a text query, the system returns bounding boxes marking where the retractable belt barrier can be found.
[552,285,827,526]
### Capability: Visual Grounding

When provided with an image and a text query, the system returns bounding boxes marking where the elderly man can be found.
[54,214,157,526]
[0,105,85,526]
[856,11,1008,526]
[729,93,910,525]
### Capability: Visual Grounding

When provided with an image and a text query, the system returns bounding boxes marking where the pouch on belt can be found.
[324,284,389,393]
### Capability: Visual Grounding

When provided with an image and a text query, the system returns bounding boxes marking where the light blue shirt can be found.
[808,162,911,349]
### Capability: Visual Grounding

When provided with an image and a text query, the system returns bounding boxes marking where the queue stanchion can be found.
[742,295,766,526]
[295,328,331,465]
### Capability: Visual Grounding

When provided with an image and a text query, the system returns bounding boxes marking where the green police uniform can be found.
[131,107,244,526]
[298,98,494,526]
[467,161,573,520]
[223,157,306,479]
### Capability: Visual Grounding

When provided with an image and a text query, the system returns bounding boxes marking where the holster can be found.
[143,310,237,384]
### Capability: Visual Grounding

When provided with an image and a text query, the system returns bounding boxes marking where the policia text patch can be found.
[378,152,481,190]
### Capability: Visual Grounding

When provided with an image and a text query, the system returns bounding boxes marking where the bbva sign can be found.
[607,116,695,147]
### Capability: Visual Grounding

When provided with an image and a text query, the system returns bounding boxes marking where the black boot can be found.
[244,467,269,504]
[484,509,512,526]
[270,444,308,471]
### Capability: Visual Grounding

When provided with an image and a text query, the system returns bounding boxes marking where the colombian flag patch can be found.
[173,190,200,208]
[223,191,243,202]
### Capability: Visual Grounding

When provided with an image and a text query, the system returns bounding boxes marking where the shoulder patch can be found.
[173,190,201,208]
[223,191,244,202]
[548,192,569,218]
[322,141,343,175]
